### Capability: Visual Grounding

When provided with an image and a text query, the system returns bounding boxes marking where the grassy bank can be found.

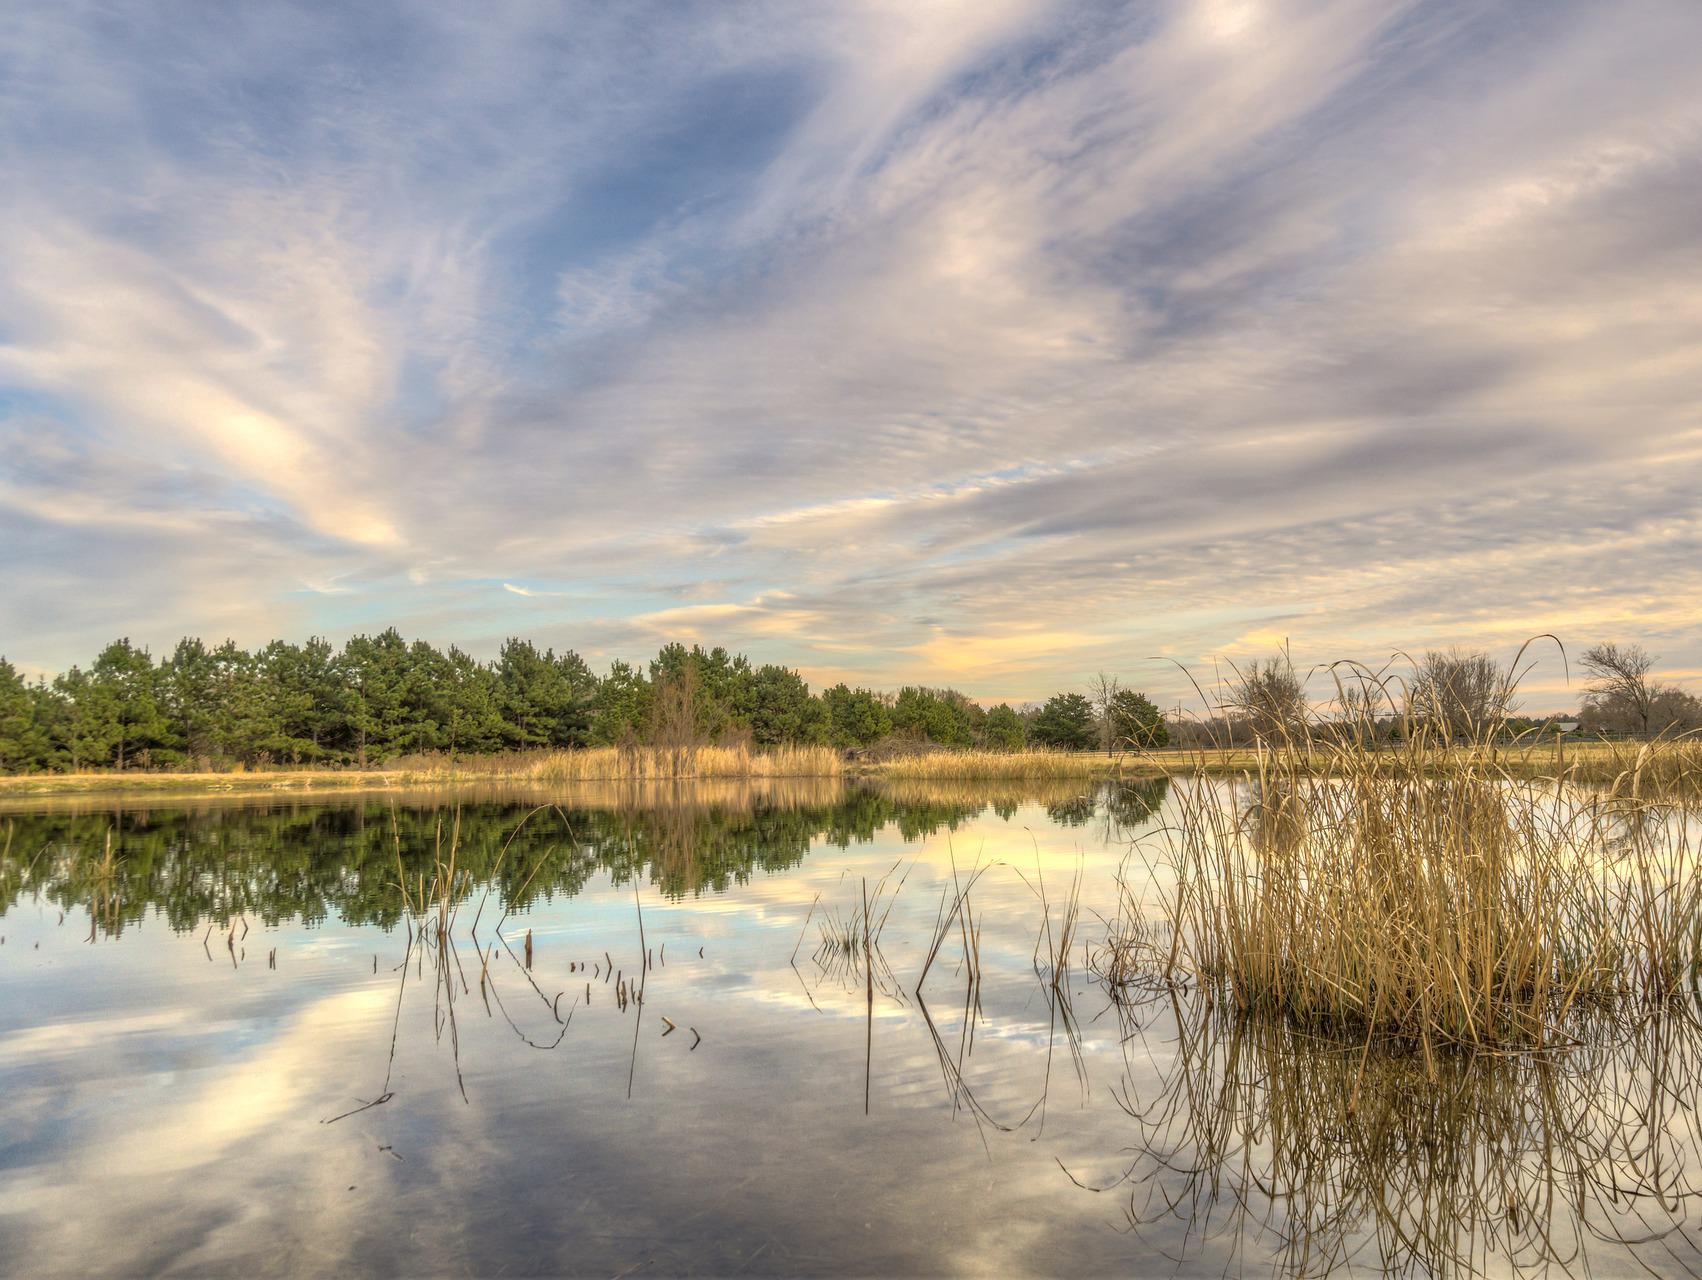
[0,767,422,799]
[1,737,1696,801]
[0,745,844,799]
[0,744,1163,798]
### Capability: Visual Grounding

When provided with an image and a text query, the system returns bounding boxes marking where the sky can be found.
[2,0,1700,710]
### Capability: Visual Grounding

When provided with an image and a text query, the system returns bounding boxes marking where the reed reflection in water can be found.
[1067,989,1702,1277]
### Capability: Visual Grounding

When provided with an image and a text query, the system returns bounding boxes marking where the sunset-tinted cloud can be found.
[3,0,1699,706]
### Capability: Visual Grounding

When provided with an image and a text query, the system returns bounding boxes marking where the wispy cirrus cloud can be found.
[2,0,1699,707]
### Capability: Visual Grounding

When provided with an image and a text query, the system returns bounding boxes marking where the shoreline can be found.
[0,740,1619,805]
[0,755,1182,804]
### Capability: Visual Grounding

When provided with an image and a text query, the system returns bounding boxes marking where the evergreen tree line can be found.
[0,632,1170,773]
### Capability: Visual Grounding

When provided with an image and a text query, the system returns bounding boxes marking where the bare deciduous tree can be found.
[1579,643,1702,737]
[1227,654,1307,742]
[648,665,703,773]
[1649,687,1702,735]
[1330,665,1395,747]
[1409,649,1515,740]
[1089,671,1122,757]
[1580,643,1657,738]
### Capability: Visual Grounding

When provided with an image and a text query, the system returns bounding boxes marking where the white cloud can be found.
[1,0,1700,707]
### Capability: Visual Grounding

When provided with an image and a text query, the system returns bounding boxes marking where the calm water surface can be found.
[1,779,1698,1277]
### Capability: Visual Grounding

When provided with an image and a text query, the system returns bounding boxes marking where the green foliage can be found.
[50,666,102,770]
[5,633,1177,773]
[982,703,1026,751]
[1030,692,1096,750]
[338,629,412,765]
[822,684,892,747]
[0,660,55,771]
[438,646,506,756]
[79,640,172,770]
[1110,688,1169,749]
[496,638,596,749]
[648,643,753,741]
[591,660,652,745]
[256,637,344,763]
[746,664,828,745]
[891,686,981,746]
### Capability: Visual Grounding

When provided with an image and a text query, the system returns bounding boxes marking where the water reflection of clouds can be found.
[95,987,393,1177]
[6,785,1690,1275]
[1,985,392,1274]
[0,789,1154,1275]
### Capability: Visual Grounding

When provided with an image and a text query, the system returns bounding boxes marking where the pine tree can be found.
[1109,689,1168,749]
[822,685,892,747]
[1030,692,1096,750]
[338,630,412,766]
[496,638,597,748]
[88,640,171,770]
[0,659,54,771]
[982,703,1025,750]
[591,660,651,745]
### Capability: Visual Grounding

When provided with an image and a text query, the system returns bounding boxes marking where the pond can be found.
[0,778,1697,1276]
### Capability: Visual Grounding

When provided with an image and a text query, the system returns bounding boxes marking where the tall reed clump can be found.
[864,749,1140,780]
[522,743,844,782]
[1146,731,1702,1050]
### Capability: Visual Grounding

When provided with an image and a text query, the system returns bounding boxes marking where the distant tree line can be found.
[10,630,1682,773]
[0,633,1169,773]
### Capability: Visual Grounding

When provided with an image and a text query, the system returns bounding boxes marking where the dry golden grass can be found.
[1103,731,1702,1051]
[415,744,1201,782]
[374,742,843,782]
[860,748,1161,780]
[1529,734,1702,796]
[7,738,1693,807]
[0,767,415,802]
[517,743,844,781]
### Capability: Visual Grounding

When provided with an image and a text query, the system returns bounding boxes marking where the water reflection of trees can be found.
[1072,992,1702,1277]
[1049,778,1170,839]
[0,782,1120,936]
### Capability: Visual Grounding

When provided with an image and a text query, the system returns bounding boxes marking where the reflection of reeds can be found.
[917,846,991,994]
[1029,848,1082,993]
[812,858,911,990]
[1069,991,1702,1277]
[356,804,580,1113]
[84,828,121,942]
[869,775,1114,813]
[913,846,1010,1141]
[1027,846,1089,1120]
[862,750,1146,780]
[556,775,848,812]
[426,744,1165,783]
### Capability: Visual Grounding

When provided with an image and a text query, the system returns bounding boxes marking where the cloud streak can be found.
[2,0,1699,707]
